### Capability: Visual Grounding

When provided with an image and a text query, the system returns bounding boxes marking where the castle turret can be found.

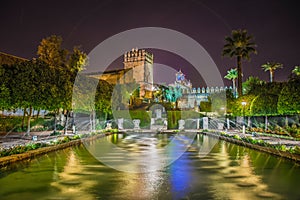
[124,48,153,84]
[123,48,153,98]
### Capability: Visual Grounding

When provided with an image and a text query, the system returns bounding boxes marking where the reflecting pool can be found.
[0,133,300,200]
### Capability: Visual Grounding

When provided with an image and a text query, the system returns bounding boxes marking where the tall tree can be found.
[261,62,283,82]
[37,35,68,68]
[0,64,12,110]
[37,35,88,133]
[222,29,257,97]
[8,60,41,134]
[68,46,88,73]
[224,68,238,98]
[95,80,113,121]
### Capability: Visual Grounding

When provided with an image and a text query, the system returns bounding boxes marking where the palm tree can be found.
[292,66,300,76]
[222,29,257,97]
[261,62,283,82]
[224,68,238,98]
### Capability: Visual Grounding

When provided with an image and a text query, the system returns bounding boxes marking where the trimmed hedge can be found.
[167,111,203,129]
[112,110,152,128]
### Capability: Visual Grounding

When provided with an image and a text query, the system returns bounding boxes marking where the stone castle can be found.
[88,48,154,99]
[88,48,230,109]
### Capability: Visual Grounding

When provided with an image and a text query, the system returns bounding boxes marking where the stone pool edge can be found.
[201,131,300,164]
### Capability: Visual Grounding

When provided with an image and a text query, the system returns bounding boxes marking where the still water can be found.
[0,133,300,200]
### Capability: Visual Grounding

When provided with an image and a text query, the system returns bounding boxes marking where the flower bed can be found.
[249,125,300,138]
[0,131,113,167]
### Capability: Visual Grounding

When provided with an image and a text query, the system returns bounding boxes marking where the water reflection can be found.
[49,150,98,200]
[82,132,198,173]
[0,133,300,199]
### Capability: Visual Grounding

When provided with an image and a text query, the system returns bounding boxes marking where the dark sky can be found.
[1,0,300,87]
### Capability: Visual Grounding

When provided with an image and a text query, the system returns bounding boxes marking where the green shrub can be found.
[286,124,300,138]
[0,117,23,132]
[294,146,300,155]
[154,118,164,125]
[50,131,61,136]
[56,124,64,130]
[275,144,287,152]
[167,111,181,129]
[61,136,70,143]
[113,110,151,129]
[72,135,81,140]
[233,135,241,140]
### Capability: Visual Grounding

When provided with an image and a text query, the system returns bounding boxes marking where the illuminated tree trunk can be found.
[63,110,69,135]
[54,109,59,132]
[36,109,40,119]
[232,79,236,98]
[26,106,32,135]
[270,70,274,83]
[237,55,242,97]
[265,115,268,130]
[21,107,27,129]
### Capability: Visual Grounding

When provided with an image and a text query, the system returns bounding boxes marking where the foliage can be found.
[292,66,300,76]
[200,98,211,113]
[277,78,300,114]
[250,94,279,115]
[225,89,235,114]
[242,76,265,95]
[37,35,68,68]
[113,110,151,128]
[165,86,182,102]
[95,80,113,120]
[224,68,237,97]
[231,95,256,116]
[224,68,238,80]
[68,46,88,73]
[166,111,202,129]
[233,135,241,140]
[228,82,285,116]
[210,91,227,114]
[111,82,139,110]
[0,116,23,132]
[0,35,88,133]
[167,111,181,129]
[285,124,300,138]
[0,116,54,133]
[261,62,283,82]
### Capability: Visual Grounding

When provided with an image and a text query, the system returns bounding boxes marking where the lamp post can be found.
[241,101,247,134]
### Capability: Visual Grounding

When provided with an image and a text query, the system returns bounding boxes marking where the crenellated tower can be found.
[123,48,153,98]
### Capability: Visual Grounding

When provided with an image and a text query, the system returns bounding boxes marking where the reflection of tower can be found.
[124,48,153,98]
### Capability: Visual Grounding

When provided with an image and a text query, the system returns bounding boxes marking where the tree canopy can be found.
[261,62,283,82]
[224,68,238,97]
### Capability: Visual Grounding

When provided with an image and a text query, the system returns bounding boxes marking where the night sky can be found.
[1,0,300,87]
